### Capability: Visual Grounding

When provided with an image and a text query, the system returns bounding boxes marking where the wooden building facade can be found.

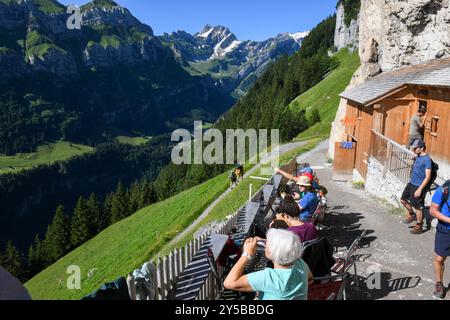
[337,57,450,182]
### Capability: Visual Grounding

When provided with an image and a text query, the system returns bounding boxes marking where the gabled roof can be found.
[340,57,450,106]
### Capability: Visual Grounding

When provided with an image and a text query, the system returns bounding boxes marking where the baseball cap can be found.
[412,139,426,149]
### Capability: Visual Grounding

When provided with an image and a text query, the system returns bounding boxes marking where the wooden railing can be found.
[370,130,416,184]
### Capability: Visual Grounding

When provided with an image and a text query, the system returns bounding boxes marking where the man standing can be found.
[400,139,432,234]
[430,184,450,299]
[407,105,427,148]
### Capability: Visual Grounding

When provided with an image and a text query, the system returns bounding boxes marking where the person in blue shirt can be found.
[430,186,450,299]
[400,139,432,234]
[297,176,319,222]
[223,229,313,300]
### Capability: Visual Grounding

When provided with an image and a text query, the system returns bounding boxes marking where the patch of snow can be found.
[289,31,310,43]
[223,40,241,55]
[210,34,239,59]
[198,26,214,38]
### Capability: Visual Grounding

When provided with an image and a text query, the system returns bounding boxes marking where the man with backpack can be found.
[430,182,450,299]
[400,139,433,234]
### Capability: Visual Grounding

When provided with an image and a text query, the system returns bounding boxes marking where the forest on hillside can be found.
[216,15,338,142]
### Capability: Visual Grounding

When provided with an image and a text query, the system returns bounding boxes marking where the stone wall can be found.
[365,157,406,207]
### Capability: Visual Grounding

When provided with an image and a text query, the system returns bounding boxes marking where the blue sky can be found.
[60,0,337,41]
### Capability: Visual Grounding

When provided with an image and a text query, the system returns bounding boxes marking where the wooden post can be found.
[156,257,163,300]
[384,142,393,178]
[249,183,253,202]
[163,256,170,298]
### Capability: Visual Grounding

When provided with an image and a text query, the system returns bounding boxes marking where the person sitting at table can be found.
[296,176,319,222]
[223,229,313,300]
[274,202,317,243]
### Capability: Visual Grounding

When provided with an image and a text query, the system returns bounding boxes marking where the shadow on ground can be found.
[347,273,422,300]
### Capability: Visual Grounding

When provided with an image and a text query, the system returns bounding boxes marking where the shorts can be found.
[435,224,450,257]
[401,183,426,210]
[407,135,422,148]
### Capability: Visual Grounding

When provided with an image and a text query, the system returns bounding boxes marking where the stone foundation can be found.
[365,157,406,207]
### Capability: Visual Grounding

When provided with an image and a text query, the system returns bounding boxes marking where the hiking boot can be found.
[411,223,424,234]
[433,282,446,299]
[402,215,417,224]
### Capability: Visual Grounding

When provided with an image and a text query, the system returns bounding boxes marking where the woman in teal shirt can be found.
[223,229,313,300]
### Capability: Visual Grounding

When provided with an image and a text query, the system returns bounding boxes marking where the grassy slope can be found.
[0,141,94,174]
[26,171,231,300]
[290,48,360,140]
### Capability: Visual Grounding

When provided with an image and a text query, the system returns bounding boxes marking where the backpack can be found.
[427,159,439,192]
[440,180,450,209]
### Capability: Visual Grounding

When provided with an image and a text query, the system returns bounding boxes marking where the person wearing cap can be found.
[407,104,427,148]
[430,185,450,299]
[296,176,319,222]
[400,139,432,234]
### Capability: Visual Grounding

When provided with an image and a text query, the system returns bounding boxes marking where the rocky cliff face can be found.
[355,0,450,83]
[329,0,450,159]
[334,2,359,52]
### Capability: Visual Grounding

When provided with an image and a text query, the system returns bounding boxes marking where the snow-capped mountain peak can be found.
[289,31,310,44]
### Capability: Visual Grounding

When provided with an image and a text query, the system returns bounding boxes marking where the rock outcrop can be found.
[334,2,359,52]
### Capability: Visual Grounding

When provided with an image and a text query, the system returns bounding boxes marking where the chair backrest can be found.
[346,230,367,260]
[301,237,336,278]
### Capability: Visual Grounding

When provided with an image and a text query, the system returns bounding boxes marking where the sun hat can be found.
[296,175,312,187]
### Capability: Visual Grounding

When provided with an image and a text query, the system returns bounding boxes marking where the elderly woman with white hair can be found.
[223,229,313,300]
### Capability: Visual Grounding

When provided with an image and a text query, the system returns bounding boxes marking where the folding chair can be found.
[331,230,367,296]
[308,273,350,300]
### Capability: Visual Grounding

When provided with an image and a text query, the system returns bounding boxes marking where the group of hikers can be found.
[401,103,450,299]
[403,104,450,299]
[224,164,329,300]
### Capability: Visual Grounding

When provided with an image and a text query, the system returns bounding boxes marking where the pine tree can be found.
[2,241,25,281]
[158,178,174,201]
[43,205,71,262]
[70,197,92,248]
[140,181,157,208]
[128,182,141,214]
[86,193,102,234]
[110,181,130,224]
[27,234,45,276]
[309,109,321,126]
[102,192,114,229]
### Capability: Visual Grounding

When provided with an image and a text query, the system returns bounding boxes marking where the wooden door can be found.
[333,142,356,181]
[383,100,411,145]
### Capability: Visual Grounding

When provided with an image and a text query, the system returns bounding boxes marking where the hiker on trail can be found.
[229,169,237,189]
[407,104,427,148]
[229,164,244,189]
[296,176,319,222]
[274,202,317,243]
[235,164,244,183]
[430,183,450,299]
[223,229,313,300]
[401,139,432,234]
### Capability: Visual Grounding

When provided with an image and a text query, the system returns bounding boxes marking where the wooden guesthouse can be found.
[334,57,450,204]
